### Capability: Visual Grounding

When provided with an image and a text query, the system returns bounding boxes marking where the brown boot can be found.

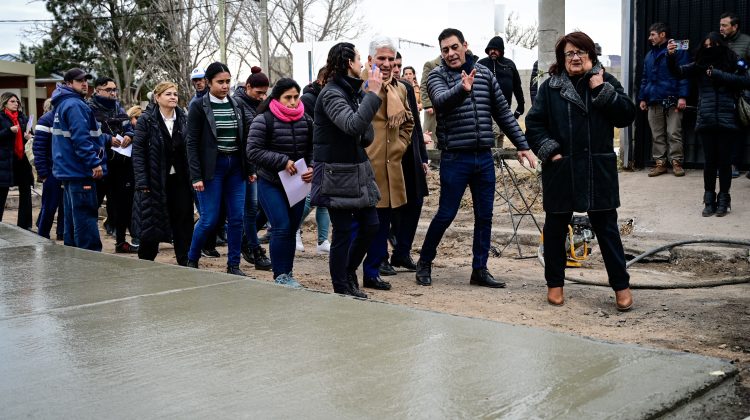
[672,160,685,177]
[547,287,564,306]
[615,288,633,311]
[648,160,667,177]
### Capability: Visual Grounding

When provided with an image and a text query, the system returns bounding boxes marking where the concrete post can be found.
[538,0,565,82]
[26,75,37,120]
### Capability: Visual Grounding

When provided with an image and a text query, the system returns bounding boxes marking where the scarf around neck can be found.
[269,99,305,122]
[4,109,23,159]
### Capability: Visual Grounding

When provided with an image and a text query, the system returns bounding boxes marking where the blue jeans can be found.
[37,174,65,239]
[243,180,260,249]
[257,178,305,277]
[188,154,246,266]
[420,151,495,269]
[362,207,393,278]
[62,180,102,252]
[300,194,330,244]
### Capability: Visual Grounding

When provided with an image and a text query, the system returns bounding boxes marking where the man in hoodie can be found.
[478,36,525,147]
[51,68,108,251]
[88,76,138,253]
[638,22,689,178]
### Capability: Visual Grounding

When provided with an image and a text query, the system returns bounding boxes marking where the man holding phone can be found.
[639,22,689,177]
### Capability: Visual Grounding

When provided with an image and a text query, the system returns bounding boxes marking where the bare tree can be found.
[505,11,538,50]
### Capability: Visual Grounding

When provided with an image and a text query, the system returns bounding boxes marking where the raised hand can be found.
[367,66,383,93]
[589,69,604,90]
[461,69,476,92]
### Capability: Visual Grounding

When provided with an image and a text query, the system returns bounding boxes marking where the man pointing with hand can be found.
[415,28,536,288]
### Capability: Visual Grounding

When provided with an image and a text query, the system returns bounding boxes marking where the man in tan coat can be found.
[360,36,414,291]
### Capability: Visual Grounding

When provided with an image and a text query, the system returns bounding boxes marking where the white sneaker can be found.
[295,230,304,252]
[316,240,331,254]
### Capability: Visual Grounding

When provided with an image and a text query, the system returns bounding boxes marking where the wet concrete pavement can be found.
[0,224,739,418]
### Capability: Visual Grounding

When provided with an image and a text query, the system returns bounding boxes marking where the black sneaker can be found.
[115,241,139,254]
[252,246,272,271]
[227,266,247,276]
[241,246,255,264]
[202,248,220,258]
[187,260,199,268]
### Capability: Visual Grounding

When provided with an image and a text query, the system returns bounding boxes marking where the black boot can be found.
[702,191,717,217]
[346,272,368,298]
[186,260,199,269]
[226,265,247,276]
[470,268,506,288]
[241,244,255,265]
[415,259,432,286]
[715,192,731,217]
[378,260,397,276]
[252,246,272,271]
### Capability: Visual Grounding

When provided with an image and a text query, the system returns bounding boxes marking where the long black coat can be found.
[525,64,636,213]
[131,105,191,242]
[0,111,32,188]
[398,80,428,199]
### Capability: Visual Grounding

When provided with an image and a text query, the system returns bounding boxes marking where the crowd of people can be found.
[2,17,749,311]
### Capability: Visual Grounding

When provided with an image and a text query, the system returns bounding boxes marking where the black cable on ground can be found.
[537,238,750,289]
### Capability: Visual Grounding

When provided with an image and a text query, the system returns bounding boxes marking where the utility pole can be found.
[219,0,227,63]
[260,0,269,73]
[538,0,564,83]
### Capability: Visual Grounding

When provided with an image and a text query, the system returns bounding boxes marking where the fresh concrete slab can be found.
[0,223,738,419]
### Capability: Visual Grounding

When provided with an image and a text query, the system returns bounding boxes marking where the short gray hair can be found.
[369,36,397,57]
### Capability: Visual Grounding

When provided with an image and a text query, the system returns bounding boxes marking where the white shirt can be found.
[209,93,229,104]
[160,111,176,137]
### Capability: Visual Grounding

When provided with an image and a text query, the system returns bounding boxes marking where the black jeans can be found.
[543,209,630,291]
[701,130,734,194]
[0,157,33,229]
[328,207,379,288]
[108,156,135,244]
[138,174,194,265]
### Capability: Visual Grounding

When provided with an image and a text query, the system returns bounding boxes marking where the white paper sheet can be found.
[26,115,35,133]
[278,158,311,207]
[112,135,132,157]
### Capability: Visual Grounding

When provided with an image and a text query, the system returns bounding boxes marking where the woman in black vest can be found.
[132,82,194,265]
[310,43,383,298]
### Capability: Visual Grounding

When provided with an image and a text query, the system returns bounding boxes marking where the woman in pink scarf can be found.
[0,92,34,229]
[246,78,314,288]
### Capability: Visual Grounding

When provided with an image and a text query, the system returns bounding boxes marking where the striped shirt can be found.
[211,100,239,153]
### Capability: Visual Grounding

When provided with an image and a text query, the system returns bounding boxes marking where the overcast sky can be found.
[0,0,622,57]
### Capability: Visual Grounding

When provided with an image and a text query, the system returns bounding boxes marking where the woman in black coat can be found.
[0,92,34,229]
[525,32,636,311]
[246,78,313,288]
[667,32,750,217]
[132,82,194,265]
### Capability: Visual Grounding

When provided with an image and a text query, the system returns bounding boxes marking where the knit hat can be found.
[246,66,270,88]
[484,36,505,54]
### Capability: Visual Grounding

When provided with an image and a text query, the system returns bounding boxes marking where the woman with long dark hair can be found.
[0,92,34,229]
[186,62,250,275]
[246,78,313,287]
[310,42,384,298]
[525,31,636,311]
[667,32,750,217]
[132,82,194,265]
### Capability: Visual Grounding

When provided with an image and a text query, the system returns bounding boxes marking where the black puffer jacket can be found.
[246,110,313,186]
[234,85,261,174]
[313,75,381,164]
[0,111,32,188]
[131,104,191,242]
[526,63,636,213]
[301,82,322,118]
[668,53,750,132]
[427,56,529,151]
